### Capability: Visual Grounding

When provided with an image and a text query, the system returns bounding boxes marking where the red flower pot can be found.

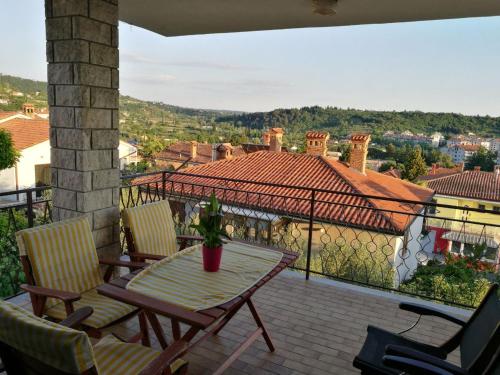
[202,245,223,272]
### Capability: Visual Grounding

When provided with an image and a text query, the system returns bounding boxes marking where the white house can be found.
[445,144,480,164]
[0,114,138,203]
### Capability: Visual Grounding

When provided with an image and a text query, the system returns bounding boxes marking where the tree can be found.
[140,137,166,158]
[379,161,404,174]
[386,143,396,159]
[339,143,351,162]
[0,129,19,170]
[465,147,496,172]
[402,146,427,182]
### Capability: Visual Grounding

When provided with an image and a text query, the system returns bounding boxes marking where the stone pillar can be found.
[45,0,120,259]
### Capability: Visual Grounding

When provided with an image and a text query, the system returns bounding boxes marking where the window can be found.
[463,243,475,257]
[478,204,486,211]
[493,206,500,213]
[483,247,498,262]
[450,241,462,254]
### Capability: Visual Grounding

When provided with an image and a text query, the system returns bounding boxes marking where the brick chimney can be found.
[262,132,271,145]
[216,143,233,161]
[306,131,330,156]
[22,103,35,116]
[189,141,197,159]
[458,161,465,172]
[269,128,284,152]
[349,133,371,174]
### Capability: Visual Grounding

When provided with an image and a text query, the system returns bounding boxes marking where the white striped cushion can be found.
[0,300,94,374]
[93,334,186,375]
[45,288,137,329]
[16,217,103,309]
[122,200,178,257]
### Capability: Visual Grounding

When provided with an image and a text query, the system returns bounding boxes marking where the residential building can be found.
[154,128,289,169]
[417,162,464,182]
[0,113,138,202]
[425,169,500,264]
[137,132,434,286]
[445,144,480,163]
[382,130,443,147]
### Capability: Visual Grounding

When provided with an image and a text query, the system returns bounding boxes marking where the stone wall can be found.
[45,0,120,258]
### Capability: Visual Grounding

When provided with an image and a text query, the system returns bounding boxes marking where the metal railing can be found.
[1,170,499,308]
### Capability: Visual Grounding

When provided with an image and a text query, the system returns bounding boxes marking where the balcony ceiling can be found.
[119,0,500,37]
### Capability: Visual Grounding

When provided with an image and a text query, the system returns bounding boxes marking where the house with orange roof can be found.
[134,132,435,287]
[0,117,50,201]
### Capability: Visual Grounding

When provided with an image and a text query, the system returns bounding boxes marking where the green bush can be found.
[0,209,28,298]
[400,251,497,307]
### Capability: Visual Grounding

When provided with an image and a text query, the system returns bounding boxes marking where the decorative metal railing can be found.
[1,170,499,308]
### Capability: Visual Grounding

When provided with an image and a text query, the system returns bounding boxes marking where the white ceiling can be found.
[119,0,500,37]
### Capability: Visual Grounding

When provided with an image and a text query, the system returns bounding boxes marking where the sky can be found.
[1,1,500,115]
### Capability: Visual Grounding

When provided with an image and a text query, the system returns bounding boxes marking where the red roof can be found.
[0,111,21,122]
[351,134,370,142]
[0,118,49,150]
[135,152,433,234]
[427,170,500,202]
[455,144,481,152]
[382,168,402,179]
[418,165,463,182]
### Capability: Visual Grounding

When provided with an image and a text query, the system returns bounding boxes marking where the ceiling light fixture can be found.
[312,0,338,16]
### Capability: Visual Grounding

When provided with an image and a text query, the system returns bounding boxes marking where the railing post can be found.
[305,189,316,280]
[26,189,34,228]
[162,171,167,200]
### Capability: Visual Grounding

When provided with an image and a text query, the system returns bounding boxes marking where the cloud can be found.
[121,51,261,71]
[124,74,176,85]
[185,79,292,95]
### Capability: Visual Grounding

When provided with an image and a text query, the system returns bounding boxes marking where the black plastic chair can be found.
[353,283,500,375]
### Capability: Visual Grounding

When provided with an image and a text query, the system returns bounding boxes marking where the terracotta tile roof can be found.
[135,152,433,234]
[351,133,370,142]
[0,118,49,150]
[306,131,329,139]
[382,168,402,179]
[427,170,500,202]
[455,144,481,152]
[269,128,284,134]
[418,165,463,182]
[0,111,23,122]
[155,141,282,165]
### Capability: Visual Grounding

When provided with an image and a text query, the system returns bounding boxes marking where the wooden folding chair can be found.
[0,301,188,375]
[16,216,147,337]
[122,200,202,262]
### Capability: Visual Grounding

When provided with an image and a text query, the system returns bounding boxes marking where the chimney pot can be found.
[348,133,371,174]
[269,128,284,152]
[216,143,233,161]
[474,166,481,171]
[306,131,330,156]
[262,132,271,145]
[189,141,197,159]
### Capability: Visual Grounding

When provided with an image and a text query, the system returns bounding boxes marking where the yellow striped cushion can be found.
[0,300,95,374]
[93,334,187,375]
[45,288,137,329]
[16,217,103,309]
[122,200,178,257]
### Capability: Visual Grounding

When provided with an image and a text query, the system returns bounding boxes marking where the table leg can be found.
[138,311,151,347]
[247,298,275,352]
[171,319,181,341]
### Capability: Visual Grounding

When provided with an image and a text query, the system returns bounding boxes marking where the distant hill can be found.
[218,106,500,139]
[2,73,499,143]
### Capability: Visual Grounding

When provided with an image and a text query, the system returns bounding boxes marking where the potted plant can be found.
[190,193,230,272]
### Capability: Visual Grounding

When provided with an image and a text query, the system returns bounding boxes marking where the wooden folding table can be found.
[97,241,297,375]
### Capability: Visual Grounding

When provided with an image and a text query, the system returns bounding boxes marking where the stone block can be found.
[112,149,120,168]
[48,63,73,84]
[76,189,113,212]
[111,25,118,47]
[51,168,58,186]
[56,208,87,222]
[46,41,54,63]
[52,0,88,17]
[47,85,55,106]
[89,0,118,25]
[92,169,119,190]
[74,64,111,87]
[93,206,120,229]
[53,187,77,210]
[53,40,90,62]
[90,43,118,68]
[97,242,121,259]
[112,187,120,206]
[46,17,71,40]
[90,87,118,109]
[75,108,112,129]
[92,225,114,248]
[55,85,90,107]
[58,169,92,192]
[49,107,74,127]
[91,129,119,149]
[49,128,57,146]
[51,148,76,169]
[111,69,119,88]
[76,150,112,171]
[112,109,119,129]
[72,16,111,44]
[56,128,91,150]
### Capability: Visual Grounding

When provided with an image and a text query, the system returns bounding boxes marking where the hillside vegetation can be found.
[2,74,499,148]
